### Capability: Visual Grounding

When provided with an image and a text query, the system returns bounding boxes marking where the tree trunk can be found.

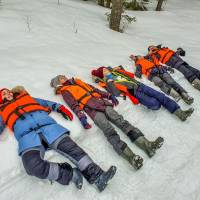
[106,0,111,8]
[156,0,164,11]
[98,0,104,7]
[109,0,123,32]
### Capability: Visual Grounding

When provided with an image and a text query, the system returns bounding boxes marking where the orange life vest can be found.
[151,48,175,64]
[135,58,156,77]
[58,79,101,109]
[0,92,50,131]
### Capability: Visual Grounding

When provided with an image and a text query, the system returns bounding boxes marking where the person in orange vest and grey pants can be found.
[50,75,164,170]
[147,45,200,91]
[0,86,117,192]
[130,54,194,105]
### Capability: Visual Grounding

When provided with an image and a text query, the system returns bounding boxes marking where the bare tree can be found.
[109,0,123,32]
[156,0,164,11]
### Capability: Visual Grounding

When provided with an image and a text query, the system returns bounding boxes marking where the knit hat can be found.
[91,66,106,79]
[50,75,64,88]
[0,88,9,104]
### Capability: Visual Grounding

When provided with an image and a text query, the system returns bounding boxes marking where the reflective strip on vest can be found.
[0,92,50,131]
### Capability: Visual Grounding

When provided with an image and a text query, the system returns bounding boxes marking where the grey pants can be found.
[94,106,143,155]
[22,135,103,185]
[151,73,186,95]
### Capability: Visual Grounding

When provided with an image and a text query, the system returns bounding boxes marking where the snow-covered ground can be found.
[0,0,200,199]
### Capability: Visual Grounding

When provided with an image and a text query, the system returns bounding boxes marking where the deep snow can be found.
[0,0,200,200]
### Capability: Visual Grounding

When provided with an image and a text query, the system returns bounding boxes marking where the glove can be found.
[167,67,175,74]
[57,105,73,121]
[177,47,186,56]
[109,95,119,106]
[80,117,92,129]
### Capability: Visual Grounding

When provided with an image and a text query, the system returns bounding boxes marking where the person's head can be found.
[91,67,106,79]
[130,54,143,62]
[148,45,159,54]
[50,75,68,88]
[0,88,14,104]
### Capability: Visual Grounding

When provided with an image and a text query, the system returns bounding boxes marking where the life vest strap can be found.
[5,103,43,125]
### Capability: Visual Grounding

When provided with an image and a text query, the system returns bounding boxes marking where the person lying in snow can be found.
[91,66,194,122]
[147,45,200,91]
[130,55,194,105]
[50,75,164,170]
[0,86,116,192]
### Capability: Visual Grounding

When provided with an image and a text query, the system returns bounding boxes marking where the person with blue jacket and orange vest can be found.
[130,54,194,105]
[147,45,200,91]
[91,66,194,122]
[0,86,116,192]
[50,75,164,171]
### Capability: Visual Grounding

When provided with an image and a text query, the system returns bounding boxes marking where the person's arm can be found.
[89,84,111,99]
[0,116,6,135]
[62,91,91,129]
[34,98,61,111]
[135,65,142,78]
[34,97,73,120]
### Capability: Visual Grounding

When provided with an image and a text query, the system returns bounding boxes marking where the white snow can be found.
[0,0,200,199]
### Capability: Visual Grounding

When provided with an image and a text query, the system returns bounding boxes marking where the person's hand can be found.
[80,117,92,129]
[109,95,119,106]
[168,67,175,74]
[57,105,73,121]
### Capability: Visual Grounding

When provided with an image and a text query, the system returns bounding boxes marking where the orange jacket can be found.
[135,58,156,77]
[151,47,175,64]
[57,79,101,109]
[0,92,50,131]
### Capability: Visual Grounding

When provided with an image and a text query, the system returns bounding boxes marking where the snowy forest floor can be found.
[0,0,200,200]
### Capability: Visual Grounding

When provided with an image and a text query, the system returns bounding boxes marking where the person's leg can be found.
[162,72,186,94]
[132,86,162,110]
[50,134,102,184]
[105,106,144,141]
[105,106,164,157]
[94,111,143,169]
[151,75,171,95]
[138,84,180,113]
[176,62,198,83]
[22,148,73,185]
[162,72,193,105]
[51,134,117,192]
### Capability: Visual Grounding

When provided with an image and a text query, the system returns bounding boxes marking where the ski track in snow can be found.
[0,0,200,200]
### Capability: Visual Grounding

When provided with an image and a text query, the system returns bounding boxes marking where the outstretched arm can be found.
[62,91,87,120]
[34,98,61,111]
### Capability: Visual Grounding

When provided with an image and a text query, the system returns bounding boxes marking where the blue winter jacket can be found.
[0,98,70,155]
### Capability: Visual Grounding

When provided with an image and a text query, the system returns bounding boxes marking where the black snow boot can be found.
[135,136,164,157]
[181,92,194,105]
[94,166,117,192]
[174,108,194,121]
[72,168,83,190]
[121,146,143,170]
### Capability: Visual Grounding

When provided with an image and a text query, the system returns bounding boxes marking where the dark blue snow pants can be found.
[166,55,200,83]
[175,62,200,83]
[133,84,180,113]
